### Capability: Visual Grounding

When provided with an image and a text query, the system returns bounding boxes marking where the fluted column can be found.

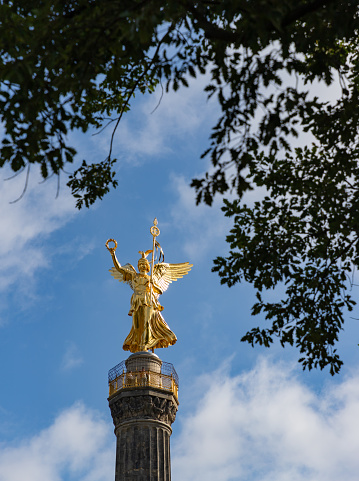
[108,352,179,481]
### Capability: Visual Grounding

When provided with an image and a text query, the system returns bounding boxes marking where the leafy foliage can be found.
[1,0,359,372]
[214,144,359,375]
[0,0,161,205]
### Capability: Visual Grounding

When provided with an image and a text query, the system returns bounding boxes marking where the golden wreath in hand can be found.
[106,238,118,255]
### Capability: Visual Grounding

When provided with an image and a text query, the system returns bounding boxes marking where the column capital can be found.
[109,390,178,429]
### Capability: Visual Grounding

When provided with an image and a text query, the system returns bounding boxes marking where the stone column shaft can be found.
[108,353,178,481]
[115,421,171,481]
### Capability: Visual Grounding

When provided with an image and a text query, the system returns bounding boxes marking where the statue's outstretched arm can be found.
[110,250,123,273]
[106,239,126,275]
[110,252,135,282]
[106,239,136,284]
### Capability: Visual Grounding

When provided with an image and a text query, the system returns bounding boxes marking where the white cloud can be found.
[1,361,359,481]
[0,403,114,481]
[172,358,359,481]
[0,168,77,295]
[61,342,84,371]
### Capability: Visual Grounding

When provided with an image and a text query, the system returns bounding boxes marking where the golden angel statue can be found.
[106,219,192,353]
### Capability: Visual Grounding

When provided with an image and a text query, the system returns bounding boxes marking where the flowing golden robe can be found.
[123,272,176,352]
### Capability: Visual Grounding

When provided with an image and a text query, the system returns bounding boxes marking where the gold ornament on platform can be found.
[106,218,192,353]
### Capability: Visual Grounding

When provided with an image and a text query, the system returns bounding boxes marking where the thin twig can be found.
[108,25,175,161]
[56,170,60,199]
[150,80,164,114]
[9,163,31,204]
[4,166,26,181]
[92,116,120,137]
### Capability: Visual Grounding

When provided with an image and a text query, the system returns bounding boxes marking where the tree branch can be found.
[107,23,175,161]
[281,0,336,28]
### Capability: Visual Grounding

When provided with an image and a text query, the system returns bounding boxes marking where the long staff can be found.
[150,218,160,305]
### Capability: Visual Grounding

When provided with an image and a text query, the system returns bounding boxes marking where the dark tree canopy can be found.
[1,0,359,373]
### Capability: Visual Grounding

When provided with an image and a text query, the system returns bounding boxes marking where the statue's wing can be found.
[109,263,136,289]
[153,262,192,294]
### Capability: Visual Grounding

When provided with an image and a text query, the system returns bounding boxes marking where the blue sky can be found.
[1,72,359,481]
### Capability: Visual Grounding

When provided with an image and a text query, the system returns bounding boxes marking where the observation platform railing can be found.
[108,360,179,399]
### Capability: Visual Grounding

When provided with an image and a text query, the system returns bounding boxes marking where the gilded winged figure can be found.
[106,232,192,353]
